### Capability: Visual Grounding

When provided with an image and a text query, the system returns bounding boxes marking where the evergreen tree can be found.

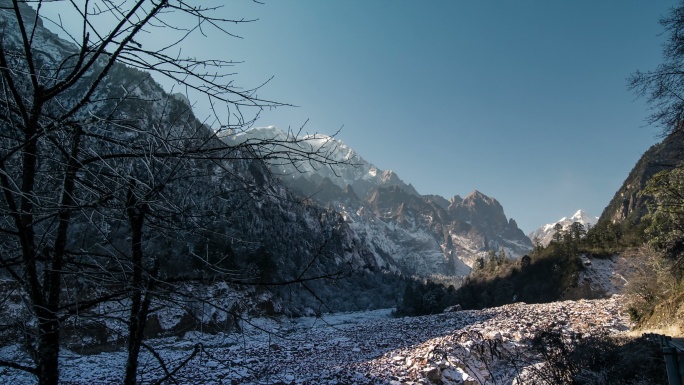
[552,223,564,243]
[570,222,587,241]
[497,247,507,265]
[643,168,684,271]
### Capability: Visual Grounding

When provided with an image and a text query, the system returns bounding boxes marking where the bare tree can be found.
[0,1,347,384]
[630,2,684,136]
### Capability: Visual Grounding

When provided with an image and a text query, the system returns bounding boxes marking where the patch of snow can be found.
[576,254,637,296]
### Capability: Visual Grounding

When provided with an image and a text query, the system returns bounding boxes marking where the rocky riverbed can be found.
[0,296,631,384]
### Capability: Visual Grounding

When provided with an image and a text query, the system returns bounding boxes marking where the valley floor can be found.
[0,297,632,384]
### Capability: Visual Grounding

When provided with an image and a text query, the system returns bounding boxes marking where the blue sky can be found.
[44,1,682,233]
[209,0,679,233]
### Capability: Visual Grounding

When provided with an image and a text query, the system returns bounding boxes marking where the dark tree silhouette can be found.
[630,1,684,135]
[0,1,346,384]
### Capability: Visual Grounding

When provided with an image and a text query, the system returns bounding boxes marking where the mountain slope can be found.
[233,127,534,275]
[228,126,420,198]
[599,130,684,225]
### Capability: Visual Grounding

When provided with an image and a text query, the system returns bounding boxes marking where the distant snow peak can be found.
[301,133,339,150]
[528,209,599,246]
[571,209,595,223]
[239,126,346,154]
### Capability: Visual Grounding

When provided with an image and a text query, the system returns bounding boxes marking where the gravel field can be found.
[0,296,631,384]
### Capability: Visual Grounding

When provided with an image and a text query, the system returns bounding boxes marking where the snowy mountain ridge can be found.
[233,126,534,275]
[528,209,599,246]
[229,126,420,198]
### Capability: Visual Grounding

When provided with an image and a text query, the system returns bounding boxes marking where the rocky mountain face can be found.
[599,130,684,225]
[232,127,534,275]
[528,210,599,246]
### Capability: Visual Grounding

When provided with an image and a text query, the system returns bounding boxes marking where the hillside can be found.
[598,130,684,226]
[0,0,416,353]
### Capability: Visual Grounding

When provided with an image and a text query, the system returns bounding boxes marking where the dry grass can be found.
[627,324,683,338]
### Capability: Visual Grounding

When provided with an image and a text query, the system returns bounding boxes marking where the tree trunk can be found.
[36,312,60,385]
[123,182,153,385]
[124,287,153,385]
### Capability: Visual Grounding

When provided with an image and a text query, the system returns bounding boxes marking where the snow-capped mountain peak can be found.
[571,209,595,223]
[529,210,599,246]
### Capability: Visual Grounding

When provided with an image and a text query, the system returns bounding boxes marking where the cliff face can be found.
[288,172,533,276]
[598,131,684,225]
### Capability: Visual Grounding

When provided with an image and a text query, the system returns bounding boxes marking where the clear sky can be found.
[42,0,682,233]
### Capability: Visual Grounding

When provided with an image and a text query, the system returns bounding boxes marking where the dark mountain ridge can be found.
[0,1,410,333]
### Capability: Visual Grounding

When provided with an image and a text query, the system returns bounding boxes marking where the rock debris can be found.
[0,296,631,384]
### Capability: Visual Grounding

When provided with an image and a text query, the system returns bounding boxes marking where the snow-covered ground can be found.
[576,254,637,296]
[0,297,630,384]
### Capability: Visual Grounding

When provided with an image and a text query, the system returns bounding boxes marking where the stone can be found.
[48,296,633,385]
[423,365,442,382]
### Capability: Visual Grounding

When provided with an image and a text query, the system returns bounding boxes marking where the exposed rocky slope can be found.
[0,297,631,384]
[599,130,684,225]
[568,254,637,300]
